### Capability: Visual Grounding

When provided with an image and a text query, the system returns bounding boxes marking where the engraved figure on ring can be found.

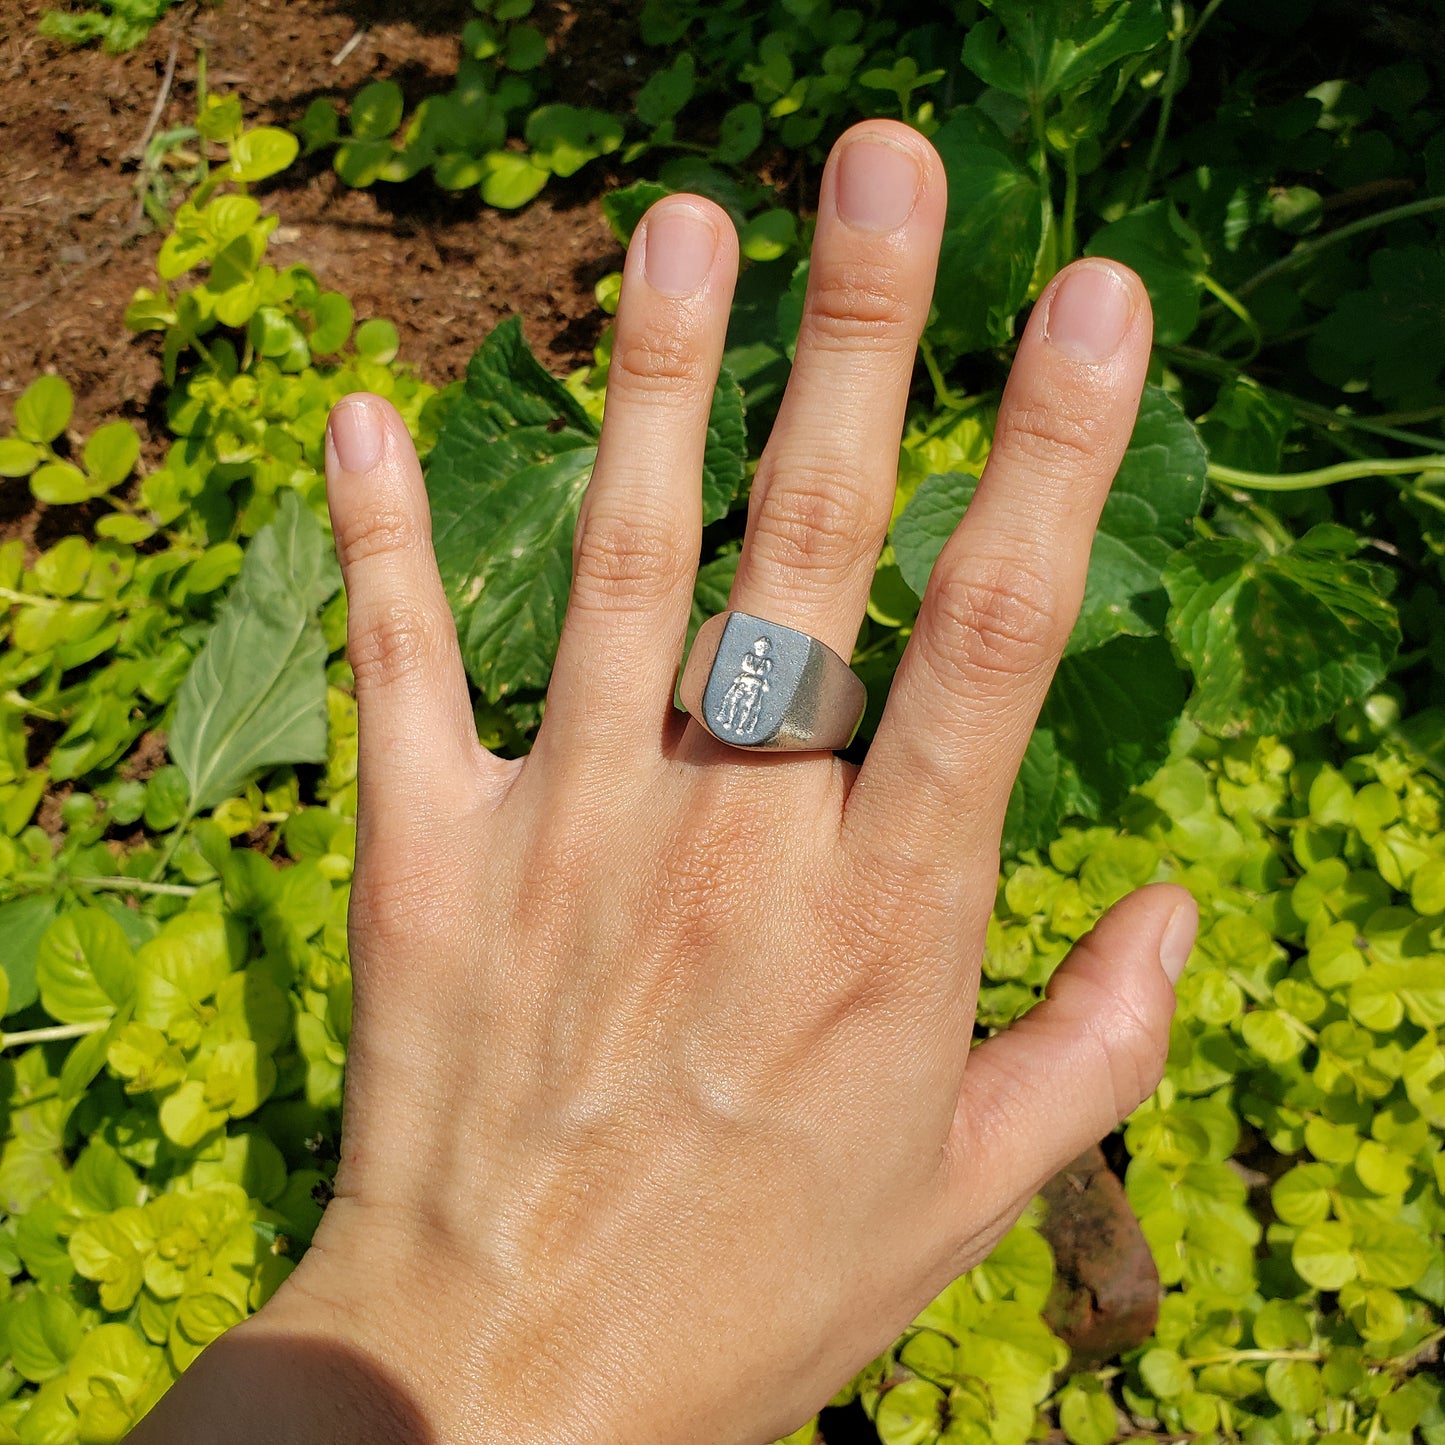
[717,637,773,736]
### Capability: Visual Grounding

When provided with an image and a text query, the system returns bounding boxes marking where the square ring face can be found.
[701,612,813,747]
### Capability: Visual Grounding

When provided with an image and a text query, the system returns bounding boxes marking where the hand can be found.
[132,120,1192,1444]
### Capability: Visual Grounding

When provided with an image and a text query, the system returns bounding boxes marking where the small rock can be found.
[1039,1144,1160,1367]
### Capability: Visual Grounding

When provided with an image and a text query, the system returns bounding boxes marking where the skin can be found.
[130,122,1194,1444]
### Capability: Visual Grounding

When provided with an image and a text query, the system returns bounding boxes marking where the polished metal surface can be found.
[678,611,866,751]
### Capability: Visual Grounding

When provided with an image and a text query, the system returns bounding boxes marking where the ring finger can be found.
[723,120,946,661]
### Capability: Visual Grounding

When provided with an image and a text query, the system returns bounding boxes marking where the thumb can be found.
[944,882,1195,1230]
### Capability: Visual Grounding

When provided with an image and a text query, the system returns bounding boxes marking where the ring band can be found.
[678,611,866,752]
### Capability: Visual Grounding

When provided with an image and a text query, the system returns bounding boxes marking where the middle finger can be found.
[723,121,946,660]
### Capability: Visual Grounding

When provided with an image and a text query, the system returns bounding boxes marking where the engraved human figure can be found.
[717,637,773,736]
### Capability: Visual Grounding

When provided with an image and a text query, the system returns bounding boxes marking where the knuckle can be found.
[348,600,448,691]
[333,504,427,569]
[924,555,1068,687]
[993,396,1110,476]
[609,325,709,398]
[571,506,686,611]
[747,462,875,580]
[802,260,915,351]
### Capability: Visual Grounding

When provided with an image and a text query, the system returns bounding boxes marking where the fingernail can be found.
[834,135,922,233]
[643,203,718,297]
[1044,261,1134,362]
[328,397,385,472]
[1159,901,1198,986]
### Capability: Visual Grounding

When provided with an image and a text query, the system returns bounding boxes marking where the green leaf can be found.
[35,907,136,1023]
[928,108,1043,356]
[1139,1347,1191,1399]
[82,421,141,489]
[426,317,598,700]
[963,0,1167,108]
[1059,1378,1118,1445]
[348,80,404,141]
[14,375,74,444]
[230,126,299,183]
[334,138,395,188]
[740,208,798,263]
[503,23,547,70]
[602,180,670,244]
[636,53,696,127]
[1310,246,1445,405]
[0,437,44,476]
[1086,202,1207,345]
[716,102,763,164]
[8,1290,82,1383]
[1165,526,1401,736]
[701,372,746,526]
[892,470,979,597]
[1002,634,1186,853]
[0,895,59,1015]
[1293,1219,1357,1289]
[480,150,550,208]
[525,105,624,178]
[168,490,339,814]
[353,317,399,365]
[297,96,340,153]
[70,1142,143,1215]
[1071,387,1207,652]
[30,461,96,505]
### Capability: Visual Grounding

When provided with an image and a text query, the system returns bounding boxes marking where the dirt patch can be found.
[0,0,637,480]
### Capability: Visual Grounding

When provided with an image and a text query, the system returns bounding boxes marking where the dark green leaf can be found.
[702,372,746,526]
[349,81,405,142]
[1071,387,1207,653]
[1002,635,1186,854]
[0,895,60,1015]
[1165,526,1401,736]
[963,0,1167,108]
[426,317,598,700]
[168,490,340,812]
[927,108,1043,356]
[1086,202,1207,345]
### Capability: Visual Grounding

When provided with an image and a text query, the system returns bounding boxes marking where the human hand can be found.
[132,120,1192,1444]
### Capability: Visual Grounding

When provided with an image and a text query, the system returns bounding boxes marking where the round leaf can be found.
[36,907,137,1023]
[15,374,74,444]
[0,437,44,476]
[740,208,798,263]
[349,80,404,141]
[479,150,550,208]
[8,1290,82,1383]
[1293,1220,1357,1289]
[30,460,94,504]
[230,126,300,183]
[353,318,400,365]
[82,421,141,488]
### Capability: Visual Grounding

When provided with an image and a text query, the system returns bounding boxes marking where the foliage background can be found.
[2,0,1444,1441]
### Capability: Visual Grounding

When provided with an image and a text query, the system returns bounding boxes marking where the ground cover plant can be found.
[2,1,1444,1441]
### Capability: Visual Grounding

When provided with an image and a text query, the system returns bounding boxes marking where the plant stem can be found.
[1138,2,1186,205]
[1208,455,1445,492]
[0,587,63,608]
[918,338,971,411]
[1060,149,1079,262]
[1187,1348,1321,1367]
[1228,194,1445,302]
[147,809,196,883]
[68,875,199,897]
[1199,273,1262,359]
[2,1020,108,1050]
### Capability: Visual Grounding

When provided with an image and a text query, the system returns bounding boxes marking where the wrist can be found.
[126,1286,433,1445]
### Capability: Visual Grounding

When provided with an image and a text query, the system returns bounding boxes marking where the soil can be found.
[0,0,638,553]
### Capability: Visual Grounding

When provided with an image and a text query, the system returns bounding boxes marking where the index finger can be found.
[843,259,1153,874]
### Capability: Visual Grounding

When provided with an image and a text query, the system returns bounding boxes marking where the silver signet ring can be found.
[678,611,866,752]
